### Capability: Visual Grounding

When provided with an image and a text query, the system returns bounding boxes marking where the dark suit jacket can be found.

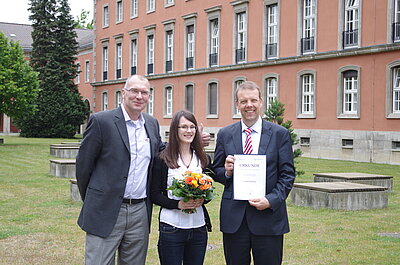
[76,107,163,238]
[212,119,295,236]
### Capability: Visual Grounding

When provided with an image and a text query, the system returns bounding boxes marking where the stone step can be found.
[290,182,388,210]
[50,145,80,158]
[49,159,76,178]
[69,179,82,202]
[314,172,393,191]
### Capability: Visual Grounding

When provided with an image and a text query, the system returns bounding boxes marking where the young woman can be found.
[150,110,214,265]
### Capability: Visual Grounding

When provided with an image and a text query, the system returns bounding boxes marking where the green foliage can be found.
[0,32,40,120]
[265,100,305,176]
[74,9,93,29]
[16,0,89,138]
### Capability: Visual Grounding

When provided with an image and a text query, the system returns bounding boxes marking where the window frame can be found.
[263,73,280,113]
[386,61,400,118]
[299,0,316,54]
[147,87,154,116]
[76,63,80,84]
[116,0,123,23]
[115,90,122,108]
[184,82,195,113]
[164,85,173,118]
[85,60,90,83]
[296,70,316,118]
[130,0,138,18]
[265,3,279,59]
[206,80,219,118]
[103,5,109,28]
[102,91,108,111]
[231,1,248,64]
[337,66,361,119]
[232,77,246,118]
[147,0,155,13]
[339,0,362,49]
[102,45,109,81]
[130,33,138,75]
[116,42,123,79]
[205,6,221,67]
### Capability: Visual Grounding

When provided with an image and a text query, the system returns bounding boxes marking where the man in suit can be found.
[213,81,295,265]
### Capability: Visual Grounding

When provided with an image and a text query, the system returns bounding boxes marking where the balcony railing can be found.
[166,60,172,72]
[131,66,136,75]
[116,69,121,79]
[393,22,400,42]
[266,43,277,59]
[209,53,218,67]
[301,37,315,54]
[103,71,108,81]
[343,29,358,48]
[147,63,153,75]
[186,57,194,70]
[235,48,245,63]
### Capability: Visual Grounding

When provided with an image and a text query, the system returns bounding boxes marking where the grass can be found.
[0,135,399,264]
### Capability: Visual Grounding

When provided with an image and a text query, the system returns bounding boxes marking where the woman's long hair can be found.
[159,110,208,169]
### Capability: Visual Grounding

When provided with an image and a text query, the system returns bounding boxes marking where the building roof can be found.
[0,21,94,52]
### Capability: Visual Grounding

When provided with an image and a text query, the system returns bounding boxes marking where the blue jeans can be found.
[158,222,208,265]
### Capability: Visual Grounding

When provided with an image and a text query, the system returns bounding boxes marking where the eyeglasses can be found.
[178,125,197,131]
[124,88,150,97]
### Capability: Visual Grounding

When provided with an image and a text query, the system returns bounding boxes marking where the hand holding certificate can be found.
[233,155,266,200]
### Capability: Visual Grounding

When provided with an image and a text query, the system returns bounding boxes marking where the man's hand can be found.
[224,155,235,177]
[249,197,271,210]
[198,123,210,147]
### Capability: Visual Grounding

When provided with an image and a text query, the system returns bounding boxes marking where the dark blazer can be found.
[76,107,163,238]
[150,155,213,232]
[212,119,295,236]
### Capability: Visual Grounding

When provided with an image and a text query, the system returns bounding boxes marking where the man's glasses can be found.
[124,88,150,97]
[178,125,197,131]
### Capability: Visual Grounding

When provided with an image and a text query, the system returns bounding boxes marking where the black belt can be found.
[122,198,146,204]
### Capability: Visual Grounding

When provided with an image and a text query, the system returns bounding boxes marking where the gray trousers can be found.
[85,201,149,265]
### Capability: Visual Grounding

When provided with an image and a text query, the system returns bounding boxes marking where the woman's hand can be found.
[178,198,204,210]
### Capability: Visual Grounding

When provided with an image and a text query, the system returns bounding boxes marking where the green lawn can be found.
[0,135,399,264]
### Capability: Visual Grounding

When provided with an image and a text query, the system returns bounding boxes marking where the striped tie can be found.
[243,127,253,154]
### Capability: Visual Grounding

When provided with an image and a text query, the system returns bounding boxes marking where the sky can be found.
[0,0,93,25]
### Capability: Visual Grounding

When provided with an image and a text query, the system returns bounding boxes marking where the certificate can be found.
[233,155,266,200]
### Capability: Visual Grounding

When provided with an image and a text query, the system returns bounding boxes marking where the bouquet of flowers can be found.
[167,170,215,214]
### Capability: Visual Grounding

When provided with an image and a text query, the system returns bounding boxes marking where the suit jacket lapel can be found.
[258,120,272,155]
[232,122,244,155]
[114,107,130,152]
[143,113,157,158]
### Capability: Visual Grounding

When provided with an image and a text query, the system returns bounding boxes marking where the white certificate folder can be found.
[233,154,266,200]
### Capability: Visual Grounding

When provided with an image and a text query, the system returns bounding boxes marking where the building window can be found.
[207,82,218,117]
[130,38,137,75]
[102,92,108,110]
[233,79,245,117]
[392,141,400,150]
[147,87,154,115]
[85,61,90,82]
[343,0,359,48]
[116,91,122,107]
[343,70,358,114]
[266,4,278,59]
[131,0,138,18]
[76,63,80,84]
[116,43,122,79]
[116,0,123,23]
[186,25,195,70]
[393,67,400,113]
[147,0,155,13]
[301,0,316,54]
[102,46,108,81]
[298,73,315,117]
[337,67,360,118]
[165,30,173,73]
[300,137,311,146]
[164,86,173,117]
[147,35,154,75]
[185,84,194,113]
[209,18,219,67]
[342,139,354,148]
[235,12,247,63]
[265,77,278,110]
[393,0,400,42]
[165,0,174,7]
[103,5,109,27]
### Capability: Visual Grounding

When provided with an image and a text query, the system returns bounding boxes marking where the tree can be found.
[0,32,39,120]
[265,100,304,176]
[16,0,88,138]
[74,9,93,29]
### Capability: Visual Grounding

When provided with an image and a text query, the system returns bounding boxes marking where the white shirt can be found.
[121,105,151,199]
[160,151,206,229]
[241,116,262,154]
